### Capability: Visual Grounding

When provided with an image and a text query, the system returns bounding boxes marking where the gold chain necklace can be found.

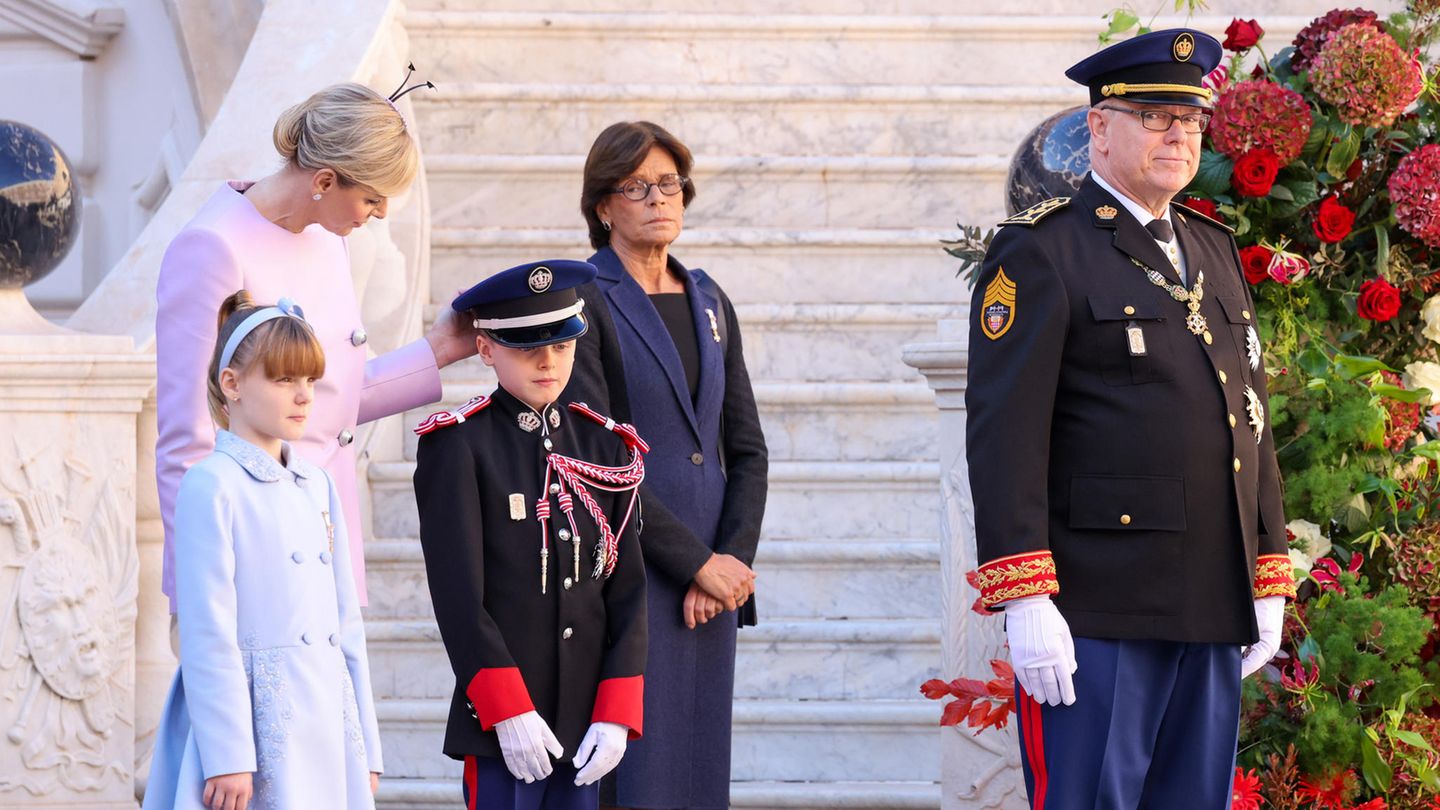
[1129,258,1211,342]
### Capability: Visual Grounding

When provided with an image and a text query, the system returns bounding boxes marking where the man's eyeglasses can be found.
[610,174,689,201]
[1098,106,1212,134]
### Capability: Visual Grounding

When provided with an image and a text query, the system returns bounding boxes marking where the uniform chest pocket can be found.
[1087,295,1175,386]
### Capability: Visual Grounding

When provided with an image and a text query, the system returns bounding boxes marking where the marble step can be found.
[430,227,966,305]
[425,154,1008,232]
[377,777,940,809]
[364,618,940,703]
[373,698,940,782]
[405,12,1315,88]
[409,0,1319,15]
[368,459,940,542]
[402,381,939,462]
[414,82,1083,158]
[364,537,940,622]
[429,302,959,384]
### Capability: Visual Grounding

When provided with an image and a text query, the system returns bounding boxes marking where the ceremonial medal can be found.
[1129,258,1208,337]
[1246,326,1262,371]
[1125,322,1147,356]
[509,493,526,520]
[1244,385,1265,444]
[706,308,721,343]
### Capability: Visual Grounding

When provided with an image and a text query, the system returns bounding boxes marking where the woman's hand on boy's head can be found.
[425,290,482,368]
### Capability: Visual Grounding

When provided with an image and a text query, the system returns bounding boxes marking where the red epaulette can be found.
[414,395,491,436]
[568,402,650,454]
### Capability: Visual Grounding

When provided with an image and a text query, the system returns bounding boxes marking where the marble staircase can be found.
[366,3,1322,808]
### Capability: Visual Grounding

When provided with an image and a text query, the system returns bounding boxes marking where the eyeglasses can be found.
[1098,106,1211,134]
[610,174,689,201]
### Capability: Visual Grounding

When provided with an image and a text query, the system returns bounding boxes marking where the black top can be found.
[649,292,701,401]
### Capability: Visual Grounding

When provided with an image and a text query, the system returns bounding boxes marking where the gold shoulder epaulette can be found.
[1173,202,1235,234]
[999,197,1071,227]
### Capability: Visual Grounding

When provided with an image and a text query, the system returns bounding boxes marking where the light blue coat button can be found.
[328,634,339,646]
[291,551,304,564]
[301,632,313,645]
[319,551,332,565]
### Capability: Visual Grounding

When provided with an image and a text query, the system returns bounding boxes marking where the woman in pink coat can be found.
[156,82,473,614]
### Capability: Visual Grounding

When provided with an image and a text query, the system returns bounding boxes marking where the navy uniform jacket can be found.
[965,174,1294,644]
[412,387,647,760]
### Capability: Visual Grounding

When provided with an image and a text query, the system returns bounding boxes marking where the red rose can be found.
[1357,277,1402,322]
[1239,245,1274,285]
[1233,150,1281,197]
[1224,18,1265,51]
[1313,196,1356,243]
[1182,197,1221,221]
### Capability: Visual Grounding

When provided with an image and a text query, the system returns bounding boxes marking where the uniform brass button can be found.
[563,577,573,590]
[1123,305,1135,316]
[1242,310,1251,321]
[1218,370,1228,384]
[562,627,573,640]
[1120,514,1132,525]
[1203,331,1213,345]
[351,328,368,346]
[1229,413,1237,428]
[691,452,704,466]
[338,429,354,447]
[1233,458,1242,472]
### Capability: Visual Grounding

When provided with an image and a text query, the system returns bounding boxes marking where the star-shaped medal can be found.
[1246,326,1261,371]
[1244,385,1265,445]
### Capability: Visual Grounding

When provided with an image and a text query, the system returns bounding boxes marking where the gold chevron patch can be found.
[981,266,1017,340]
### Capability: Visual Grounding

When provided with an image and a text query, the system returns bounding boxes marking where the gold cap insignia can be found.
[1173,33,1195,62]
[1095,205,1118,220]
[981,266,1017,340]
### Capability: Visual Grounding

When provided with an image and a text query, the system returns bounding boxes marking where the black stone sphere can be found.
[0,122,81,289]
[1005,105,1091,216]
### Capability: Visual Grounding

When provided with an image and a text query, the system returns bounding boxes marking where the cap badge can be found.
[980,266,1017,341]
[1173,32,1195,62]
[1096,205,1118,220]
[528,266,554,293]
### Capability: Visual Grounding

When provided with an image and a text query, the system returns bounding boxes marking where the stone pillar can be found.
[0,303,154,808]
[903,319,1027,810]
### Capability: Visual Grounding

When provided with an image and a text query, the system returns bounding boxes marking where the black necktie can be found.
[1146,218,1175,243]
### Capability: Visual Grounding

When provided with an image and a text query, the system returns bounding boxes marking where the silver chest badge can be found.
[1246,325,1261,371]
[1244,385,1265,445]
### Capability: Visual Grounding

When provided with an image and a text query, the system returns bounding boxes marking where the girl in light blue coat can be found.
[144,290,382,810]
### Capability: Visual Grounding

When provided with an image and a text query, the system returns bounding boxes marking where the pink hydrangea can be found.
[1209,80,1312,164]
[1390,144,1440,248]
[1310,24,1424,128]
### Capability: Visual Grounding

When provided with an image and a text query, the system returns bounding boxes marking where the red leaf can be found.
[920,679,950,700]
[967,702,989,727]
[970,597,988,615]
[939,699,969,727]
[990,659,1014,680]
[949,677,989,699]
[985,678,1013,699]
[983,701,1014,731]
[965,568,981,590]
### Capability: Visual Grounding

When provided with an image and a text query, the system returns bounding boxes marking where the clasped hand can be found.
[685,553,756,629]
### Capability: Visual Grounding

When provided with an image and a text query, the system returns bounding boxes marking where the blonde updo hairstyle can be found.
[272,82,418,199]
[207,291,327,430]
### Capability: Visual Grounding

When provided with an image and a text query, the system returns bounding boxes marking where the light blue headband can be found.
[216,297,307,381]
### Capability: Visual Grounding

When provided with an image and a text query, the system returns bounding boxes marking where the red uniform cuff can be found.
[976,550,1059,609]
[466,667,535,730]
[592,675,644,739]
[1253,554,1296,600]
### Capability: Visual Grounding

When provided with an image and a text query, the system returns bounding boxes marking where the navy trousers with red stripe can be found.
[1014,637,1241,810]
[462,755,598,810]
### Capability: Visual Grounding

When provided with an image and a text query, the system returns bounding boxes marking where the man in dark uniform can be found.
[965,29,1296,808]
[412,260,648,810]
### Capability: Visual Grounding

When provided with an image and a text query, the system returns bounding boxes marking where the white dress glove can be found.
[495,710,565,783]
[572,721,629,786]
[1240,595,1286,679]
[1005,595,1078,707]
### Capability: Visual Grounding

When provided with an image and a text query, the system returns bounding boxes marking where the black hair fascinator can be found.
[389,62,435,102]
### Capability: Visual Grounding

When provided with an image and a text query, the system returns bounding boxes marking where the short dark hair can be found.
[580,121,696,249]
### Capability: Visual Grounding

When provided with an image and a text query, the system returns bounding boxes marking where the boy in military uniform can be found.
[966,29,1294,809]
[412,260,648,810]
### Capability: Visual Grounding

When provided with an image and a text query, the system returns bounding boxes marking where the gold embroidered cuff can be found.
[1253,554,1296,599]
[976,550,1059,609]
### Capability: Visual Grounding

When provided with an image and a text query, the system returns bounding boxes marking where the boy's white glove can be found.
[1005,595,1078,707]
[1240,595,1286,678]
[495,710,564,783]
[572,721,628,786]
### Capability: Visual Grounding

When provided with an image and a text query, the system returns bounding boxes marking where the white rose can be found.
[1289,548,1314,574]
[1422,295,1440,344]
[1285,518,1330,561]
[1404,361,1440,406]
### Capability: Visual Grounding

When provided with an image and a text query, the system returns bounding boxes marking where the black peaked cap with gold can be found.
[1065,27,1222,109]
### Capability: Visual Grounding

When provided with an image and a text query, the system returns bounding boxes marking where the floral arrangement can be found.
[933,4,1440,807]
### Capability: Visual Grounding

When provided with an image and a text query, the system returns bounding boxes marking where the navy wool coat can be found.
[569,246,768,810]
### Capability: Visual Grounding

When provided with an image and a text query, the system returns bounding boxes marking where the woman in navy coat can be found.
[569,121,769,809]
